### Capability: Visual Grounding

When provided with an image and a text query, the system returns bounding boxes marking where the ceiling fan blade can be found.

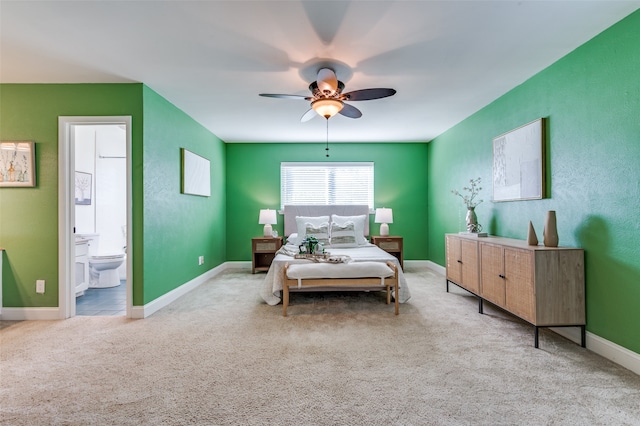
[301,108,317,122]
[339,103,362,119]
[259,93,310,100]
[342,88,396,101]
[317,68,338,94]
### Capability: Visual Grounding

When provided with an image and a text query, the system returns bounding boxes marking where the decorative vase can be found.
[8,162,15,182]
[543,210,559,247]
[466,207,481,233]
[527,221,538,245]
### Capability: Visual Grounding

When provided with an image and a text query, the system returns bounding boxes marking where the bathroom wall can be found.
[75,126,96,234]
[75,125,127,254]
[94,125,126,254]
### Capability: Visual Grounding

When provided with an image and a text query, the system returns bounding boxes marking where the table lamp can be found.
[259,209,277,237]
[375,208,393,236]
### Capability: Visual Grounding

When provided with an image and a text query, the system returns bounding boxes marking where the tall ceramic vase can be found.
[543,210,559,247]
[527,221,538,246]
[466,207,478,233]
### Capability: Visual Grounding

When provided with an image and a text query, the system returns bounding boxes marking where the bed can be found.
[259,205,411,306]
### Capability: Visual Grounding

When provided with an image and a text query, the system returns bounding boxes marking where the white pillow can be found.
[286,233,299,246]
[330,222,358,248]
[294,216,330,244]
[331,214,367,245]
[304,223,330,245]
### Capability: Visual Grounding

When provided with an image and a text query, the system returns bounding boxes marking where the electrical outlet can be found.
[198,255,204,265]
[36,280,45,294]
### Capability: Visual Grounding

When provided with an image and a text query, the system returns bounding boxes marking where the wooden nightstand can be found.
[251,237,283,274]
[371,236,403,269]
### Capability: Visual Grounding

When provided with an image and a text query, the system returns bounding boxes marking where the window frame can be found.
[280,162,374,211]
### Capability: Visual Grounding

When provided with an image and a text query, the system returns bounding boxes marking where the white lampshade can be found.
[374,208,393,236]
[259,209,277,237]
[312,99,344,118]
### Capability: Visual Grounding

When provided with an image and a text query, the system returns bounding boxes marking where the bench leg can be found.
[394,284,399,315]
[282,285,289,317]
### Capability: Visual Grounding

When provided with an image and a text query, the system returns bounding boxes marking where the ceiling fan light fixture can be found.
[312,99,343,119]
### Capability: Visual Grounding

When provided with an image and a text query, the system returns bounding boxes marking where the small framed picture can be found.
[75,171,93,205]
[0,141,36,187]
[181,148,211,197]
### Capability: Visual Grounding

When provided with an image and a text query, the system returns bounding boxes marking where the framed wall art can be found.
[0,141,36,187]
[75,171,92,205]
[492,118,545,202]
[181,148,211,197]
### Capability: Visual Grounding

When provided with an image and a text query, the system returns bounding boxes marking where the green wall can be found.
[0,84,226,309]
[427,10,640,354]
[0,84,144,308]
[141,87,226,304]
[225,143,428,262]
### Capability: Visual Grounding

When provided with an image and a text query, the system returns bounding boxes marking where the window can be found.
[280,162,374,210]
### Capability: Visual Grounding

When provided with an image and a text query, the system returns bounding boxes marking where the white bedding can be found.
[260,243,411,305]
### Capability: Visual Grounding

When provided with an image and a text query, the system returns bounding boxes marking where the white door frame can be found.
[58,116,133,319]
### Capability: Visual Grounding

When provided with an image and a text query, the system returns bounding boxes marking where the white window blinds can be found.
[280,162,374,210]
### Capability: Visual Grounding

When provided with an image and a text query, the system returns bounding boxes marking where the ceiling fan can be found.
[259,68,396,122]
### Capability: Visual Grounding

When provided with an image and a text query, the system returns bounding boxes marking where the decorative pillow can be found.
[304,223,330,245]
[294,216,330,244]
[329,222,358,248]
[331,214,367,245]
[286,233,299,246]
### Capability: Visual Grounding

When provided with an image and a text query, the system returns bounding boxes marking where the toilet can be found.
[78,233,125,288]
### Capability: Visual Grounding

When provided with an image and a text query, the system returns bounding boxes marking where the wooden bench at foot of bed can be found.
[282,261,399,316]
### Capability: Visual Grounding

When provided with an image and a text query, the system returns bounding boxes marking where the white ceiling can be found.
[1,1,638,143]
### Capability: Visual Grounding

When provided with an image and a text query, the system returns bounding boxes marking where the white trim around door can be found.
[58,116,133,319]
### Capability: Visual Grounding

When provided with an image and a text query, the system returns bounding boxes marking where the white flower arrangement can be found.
[452,177,483,209]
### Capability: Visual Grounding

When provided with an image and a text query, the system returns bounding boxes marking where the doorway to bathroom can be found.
[58,116,132,318]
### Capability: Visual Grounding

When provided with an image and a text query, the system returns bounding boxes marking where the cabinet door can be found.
[504,248,535,322]
[445,235,462,283]
[460,239,479,294]
[480,243,505,306]
[504,248,535,323]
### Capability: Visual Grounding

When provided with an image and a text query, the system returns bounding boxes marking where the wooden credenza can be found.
[445,233,585,348]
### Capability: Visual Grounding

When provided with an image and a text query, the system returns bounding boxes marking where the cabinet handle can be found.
[457,260,462,264]
[499,274,506,279]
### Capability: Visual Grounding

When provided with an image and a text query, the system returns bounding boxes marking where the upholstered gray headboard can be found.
[283,205,371,237]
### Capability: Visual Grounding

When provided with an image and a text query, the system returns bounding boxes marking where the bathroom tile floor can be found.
[76,281,126,316]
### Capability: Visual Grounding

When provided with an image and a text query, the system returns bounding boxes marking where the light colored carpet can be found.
[1,266,639,425]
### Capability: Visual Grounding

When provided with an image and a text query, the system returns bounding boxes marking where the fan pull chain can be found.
[325,117,330,157]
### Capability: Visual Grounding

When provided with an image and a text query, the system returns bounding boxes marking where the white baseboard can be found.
[425,262,639,377]
[423,260,446,275]
[225,260,252,270]
[0,307,61,321]
[404,260,430,269]
[4,261,638,377]
[132,262,232,319]
[131,261,253,318]
[552,327,640,376]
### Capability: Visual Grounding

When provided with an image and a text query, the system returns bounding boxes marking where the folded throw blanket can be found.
[276,245,299,257]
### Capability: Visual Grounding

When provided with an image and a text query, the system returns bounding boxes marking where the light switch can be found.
[36,280,45,294]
